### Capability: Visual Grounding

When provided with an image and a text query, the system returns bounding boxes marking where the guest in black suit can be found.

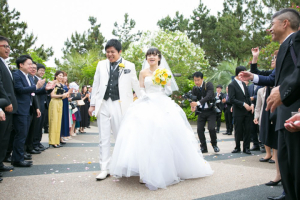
[190,72,220,153]
[11,55,52,167]
[0,36,17,173]
[262,9,300,200]
[222,86,233,135]
[247,83,262,151]
[33,64,51,151]
[228,66,254,155]
[25,62,43,155]
[215,85,225,133]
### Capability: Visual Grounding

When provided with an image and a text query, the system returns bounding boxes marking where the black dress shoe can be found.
[222,132,228,135]
[250,146,260,151]
[39,144,49,150]
[11,161,32,167]
[201,148,208,153]
[0,172,3,177]
[3,156,12,163]
[24,154,32,160]
[232,149,241,153]
[0,165,14,171]
[265,179,281,186]
[227,132,232,135]
[267,194,285,200]
[24,152,32,157]
[269,159,275,164]
[213,145,220,153]
[243,149,251,154]
[259,156,272,162]
[28,150,41,154]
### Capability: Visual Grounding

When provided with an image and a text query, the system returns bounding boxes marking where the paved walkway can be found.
[0,124,283,200]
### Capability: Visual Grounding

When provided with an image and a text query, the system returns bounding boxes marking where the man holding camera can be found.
[190,72,220,153]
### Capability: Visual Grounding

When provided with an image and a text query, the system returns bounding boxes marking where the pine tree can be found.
[112,13,142,52]
[0,0,53,61]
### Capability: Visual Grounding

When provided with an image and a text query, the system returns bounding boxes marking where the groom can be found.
[89,39,141,180]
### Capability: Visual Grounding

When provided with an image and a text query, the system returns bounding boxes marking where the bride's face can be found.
[147,54,160,67]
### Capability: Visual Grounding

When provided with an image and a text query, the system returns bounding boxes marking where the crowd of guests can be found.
[209,9,300,200]
[0,36,91,182]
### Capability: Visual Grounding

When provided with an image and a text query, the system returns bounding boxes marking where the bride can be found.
[109,47,213,190]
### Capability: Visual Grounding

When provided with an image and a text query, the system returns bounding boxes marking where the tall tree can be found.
[0,0,53,61]
[112,13,142,52]
[157,11,189,33]
[62,16,105,57]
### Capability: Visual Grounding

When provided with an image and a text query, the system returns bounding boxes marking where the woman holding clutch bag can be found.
[48,71,69,148]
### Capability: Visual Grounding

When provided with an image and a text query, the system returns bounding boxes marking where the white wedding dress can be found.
[109,77,213,190]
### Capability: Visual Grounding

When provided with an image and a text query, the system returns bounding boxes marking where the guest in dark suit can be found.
[222,86,233,135]
[0,36,17,173]
[228,66,253,155]
[258,9,300,200]
[33,64,51,151]
[247,83,262,151]
[11,55,48,167]
[190,72,220,153]
[215,85,225,133]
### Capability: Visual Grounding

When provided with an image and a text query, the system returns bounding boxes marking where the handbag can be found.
[71,92,81,100]
[77,99,85,106]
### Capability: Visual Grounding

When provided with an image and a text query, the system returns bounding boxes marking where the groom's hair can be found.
[193,72,203,79]
[105,39,122,52]
[145,48,162,66]
[235,66,246,76]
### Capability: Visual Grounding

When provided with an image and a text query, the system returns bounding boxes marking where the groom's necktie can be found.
[110,59,122,71]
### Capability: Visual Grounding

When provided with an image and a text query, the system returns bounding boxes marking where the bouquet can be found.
[152,68,172,87]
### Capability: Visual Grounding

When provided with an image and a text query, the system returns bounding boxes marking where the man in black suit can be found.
[32,64,50,151]
[215,85,225,133]
[190,72,220,153]
[0,36,17,173]
[248,83,262,151]
[222,86,233,135]
[228,66,254,155]
[25,62,42,155]
[261,9,300,200]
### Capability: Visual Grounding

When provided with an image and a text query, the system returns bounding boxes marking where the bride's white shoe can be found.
[96,170,110,180]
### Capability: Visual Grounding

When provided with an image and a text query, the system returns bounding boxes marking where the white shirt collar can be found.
[282,32,294,43]
[235,77,243,84]
[20,69,28,76]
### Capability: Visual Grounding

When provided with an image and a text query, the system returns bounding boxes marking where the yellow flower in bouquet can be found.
[152,68,172,87]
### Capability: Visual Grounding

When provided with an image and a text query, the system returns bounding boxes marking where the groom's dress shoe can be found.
[267,194,285,200]
[96,170,110,180]
[0,165,14,172]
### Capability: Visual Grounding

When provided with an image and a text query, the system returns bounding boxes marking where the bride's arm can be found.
[139,70,147,97]
[164,81,172,96]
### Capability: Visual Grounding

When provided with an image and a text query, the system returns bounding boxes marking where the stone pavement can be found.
[0,124,283,200]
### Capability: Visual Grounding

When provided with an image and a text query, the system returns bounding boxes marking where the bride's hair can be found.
[145,47,162,66]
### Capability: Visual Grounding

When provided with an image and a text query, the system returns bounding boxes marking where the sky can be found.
[8,0,224,67]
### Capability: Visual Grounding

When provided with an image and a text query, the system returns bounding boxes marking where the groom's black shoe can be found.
[201,147,208,153]
[213,146,220,153]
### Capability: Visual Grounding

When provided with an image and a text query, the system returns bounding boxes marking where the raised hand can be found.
[251,47,260,58]
[238,71,254,81]
[45,81,55,90]
[36,79,46,89]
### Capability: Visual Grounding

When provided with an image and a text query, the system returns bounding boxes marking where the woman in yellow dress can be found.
[48,71,69,148]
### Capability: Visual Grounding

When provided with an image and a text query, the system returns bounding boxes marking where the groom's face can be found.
[106,47,122,63]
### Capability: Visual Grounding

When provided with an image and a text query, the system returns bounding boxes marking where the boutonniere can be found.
[119,63,125,72]
[31,93,35,97]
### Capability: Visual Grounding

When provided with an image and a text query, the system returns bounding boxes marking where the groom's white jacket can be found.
[91,58,141,117]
